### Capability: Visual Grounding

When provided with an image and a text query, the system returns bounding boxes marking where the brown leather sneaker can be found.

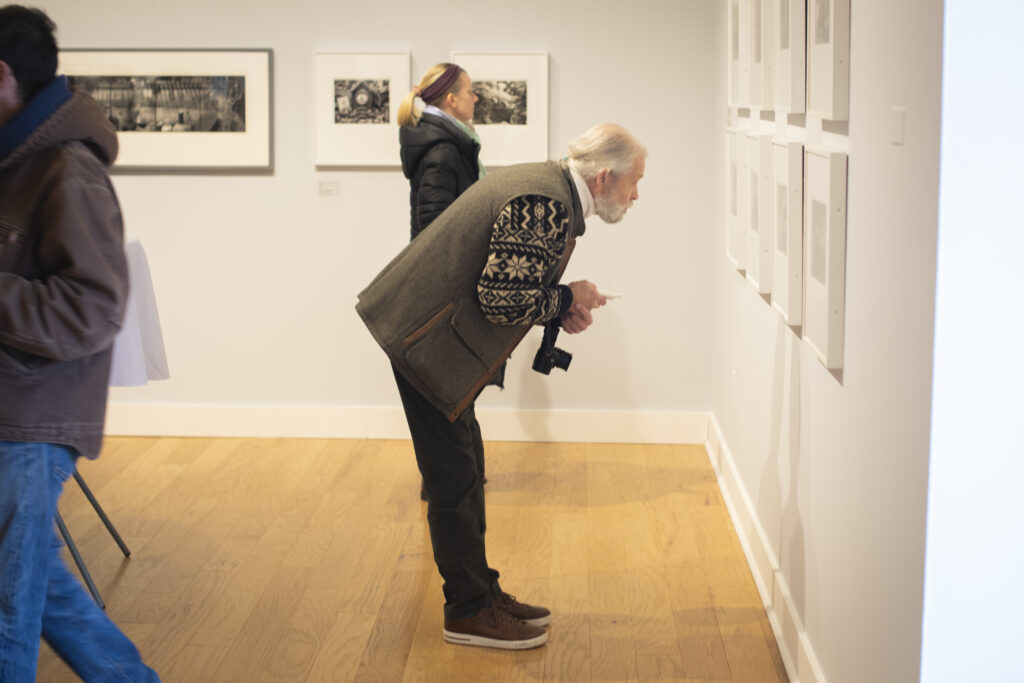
[443,604,548,650]
[494,591,551,627]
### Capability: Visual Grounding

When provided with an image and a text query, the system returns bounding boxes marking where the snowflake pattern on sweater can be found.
[477,195,571,325]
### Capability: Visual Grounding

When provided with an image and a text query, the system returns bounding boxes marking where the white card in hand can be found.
[598,290,624,299]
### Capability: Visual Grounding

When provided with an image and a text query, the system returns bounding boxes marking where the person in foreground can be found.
[0,6,160,681]
[356,123,646,649]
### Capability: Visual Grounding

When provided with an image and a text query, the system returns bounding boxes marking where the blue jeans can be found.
[0,441,160,682]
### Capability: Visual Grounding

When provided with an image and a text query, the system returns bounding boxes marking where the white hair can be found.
[566,123,647,182]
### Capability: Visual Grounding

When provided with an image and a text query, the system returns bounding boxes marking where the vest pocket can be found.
[404,303,489,405]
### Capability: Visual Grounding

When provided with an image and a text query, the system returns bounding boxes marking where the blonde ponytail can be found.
[397,88,420,127]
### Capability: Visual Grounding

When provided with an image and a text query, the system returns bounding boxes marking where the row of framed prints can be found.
[728,0,850,120]
[727,130,848,369]
[314,52,547,167]
[56,49,548,171]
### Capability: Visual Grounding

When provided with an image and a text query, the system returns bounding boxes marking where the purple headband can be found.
[418,64,463,102]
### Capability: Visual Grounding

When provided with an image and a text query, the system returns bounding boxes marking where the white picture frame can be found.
[807,0,850,120]
[59,49,273,171]
[803,147,848,369]
[771,139,804,324]
[750,0,776,110]
[729,0,750,108]
[775,0,806,114]
[746,133,773,293]
[314,52,408,166]
[727,129,747,270]
[450,52,548,166]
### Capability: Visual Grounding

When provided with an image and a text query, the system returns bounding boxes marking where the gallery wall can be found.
[35,0,721,442]
[708,1,943,682]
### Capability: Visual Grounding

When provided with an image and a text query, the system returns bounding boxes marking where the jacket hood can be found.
[1,87,118,173]
[399,113,477,179]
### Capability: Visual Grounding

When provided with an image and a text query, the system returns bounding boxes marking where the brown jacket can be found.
[356,161,585,420]
[0,87,127,458]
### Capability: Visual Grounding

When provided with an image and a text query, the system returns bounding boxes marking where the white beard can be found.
[595,194,631,224]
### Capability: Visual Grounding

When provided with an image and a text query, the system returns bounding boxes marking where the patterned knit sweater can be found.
[477,195,573,326]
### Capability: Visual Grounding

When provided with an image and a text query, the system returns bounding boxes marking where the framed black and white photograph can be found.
[59,49,272,171]
[314,53,409,166]
[746,132,773,293]
[803,147,848,369]
[450,52,548,165]
[771,139,804,324]
[807,0,850,120]
[775,0,806,114]
[727,129,748,271]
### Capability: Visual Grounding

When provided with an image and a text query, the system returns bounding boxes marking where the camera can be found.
[532,320,572,375]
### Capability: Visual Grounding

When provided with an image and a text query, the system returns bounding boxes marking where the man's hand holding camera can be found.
[561,280,607,334]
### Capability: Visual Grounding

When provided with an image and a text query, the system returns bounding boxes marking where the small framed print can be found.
[60,49,273,171]
[727,129,747,270]
[749,0,776,110]
[729,0,750,108]
[746,133,773,293]
[771,140,804,324]
[314,52,409,166]
[449,52,548,165]
[807,0,850,120]
[775,0,806,114]
[803,147,848,369]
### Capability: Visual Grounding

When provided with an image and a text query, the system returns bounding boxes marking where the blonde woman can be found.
[398,63,484,239]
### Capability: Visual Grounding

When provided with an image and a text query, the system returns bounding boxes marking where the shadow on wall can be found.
[514,310,636,440]
[761,318,807,622]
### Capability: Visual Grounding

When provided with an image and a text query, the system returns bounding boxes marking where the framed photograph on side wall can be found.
[750,0,776,110]
[451,52,547,165]
[803,147,848,369]
[729,0,750,108]
[314,52,409,166]
[775,0,806,114]
[727,129,747,271]
[771,139,804,324]
[59,49,273,171]
[746,133,773,293]
[807,0,850,120]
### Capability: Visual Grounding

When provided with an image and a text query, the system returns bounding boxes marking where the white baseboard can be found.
[105,402,709,444]
[706,414,828,683]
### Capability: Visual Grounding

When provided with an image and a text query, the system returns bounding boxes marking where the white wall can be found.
[34,0,719,442]
[921,2,1024,681]
[709,1,943,682]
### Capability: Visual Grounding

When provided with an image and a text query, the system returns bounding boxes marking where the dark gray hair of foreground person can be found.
[0,5,160,681]
[356,123,646,650]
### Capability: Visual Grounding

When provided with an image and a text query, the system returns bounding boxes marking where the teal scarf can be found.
[455,119,487,179]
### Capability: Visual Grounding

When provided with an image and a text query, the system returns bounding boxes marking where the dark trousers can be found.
[392,366,500,619]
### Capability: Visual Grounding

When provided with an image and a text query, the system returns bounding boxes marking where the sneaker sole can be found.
[443,628,548,650]
[523,614,551,628]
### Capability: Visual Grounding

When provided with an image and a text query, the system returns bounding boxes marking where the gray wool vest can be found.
[356,161,586,421]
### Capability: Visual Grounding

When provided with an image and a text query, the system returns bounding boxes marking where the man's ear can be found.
[0,60,19,101]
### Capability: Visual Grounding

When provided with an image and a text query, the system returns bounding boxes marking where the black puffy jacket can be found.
[399,113,481,239]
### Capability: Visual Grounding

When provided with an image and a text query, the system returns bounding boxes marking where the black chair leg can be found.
[54,512,105,609]
[73,471,130,558]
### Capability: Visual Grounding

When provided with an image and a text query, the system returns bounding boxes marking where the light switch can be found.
[890,106,906,146]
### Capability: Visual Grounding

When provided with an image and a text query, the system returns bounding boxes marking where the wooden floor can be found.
[37,437,788,682]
